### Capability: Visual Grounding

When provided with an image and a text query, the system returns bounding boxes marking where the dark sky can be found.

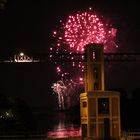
[0,0,140,108]
[1,0,140,53]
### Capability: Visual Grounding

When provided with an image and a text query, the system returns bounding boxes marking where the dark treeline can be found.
[0,93,33,131]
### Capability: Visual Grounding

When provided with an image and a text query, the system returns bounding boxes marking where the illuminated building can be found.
[14,52,33,62]
[80,43,121,139]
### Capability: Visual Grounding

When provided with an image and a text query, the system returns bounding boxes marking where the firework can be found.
[51,80,67,109]
[52,79,83,109]
[51,9,118,77]
[51,9,118,108]
[52,10,118,54]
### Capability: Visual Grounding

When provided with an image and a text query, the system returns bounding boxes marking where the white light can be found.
[79,77,83,81]
[20,52,24,56]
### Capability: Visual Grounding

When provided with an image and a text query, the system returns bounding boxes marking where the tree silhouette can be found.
[0,93,33,131]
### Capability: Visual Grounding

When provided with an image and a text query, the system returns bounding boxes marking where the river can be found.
[32,111,81,138]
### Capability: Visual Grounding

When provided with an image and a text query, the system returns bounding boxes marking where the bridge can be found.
[1,53,140,63]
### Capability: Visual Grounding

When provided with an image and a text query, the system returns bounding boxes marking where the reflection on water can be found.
[47,121,81,138]
[34,111,81,138]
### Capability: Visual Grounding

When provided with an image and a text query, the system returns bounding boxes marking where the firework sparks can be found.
[51,9,118,77]
[52,79,83,109]
[51,9,118,108]
[51,80,67,109]
[52,10,118,54]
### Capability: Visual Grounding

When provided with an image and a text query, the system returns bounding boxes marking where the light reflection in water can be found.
[47,121,81,138]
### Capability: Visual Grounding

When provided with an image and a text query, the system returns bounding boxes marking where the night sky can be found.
[0,0,140,108]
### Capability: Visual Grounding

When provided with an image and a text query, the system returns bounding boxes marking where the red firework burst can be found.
[52,10,118,54]
[50,9,118,86]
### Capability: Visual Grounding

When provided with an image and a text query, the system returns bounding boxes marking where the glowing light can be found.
[19,52,24,56]
[89,7,92,10]
[79,77,83,82]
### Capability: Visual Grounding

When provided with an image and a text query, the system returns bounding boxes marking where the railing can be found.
[0,131,81,140]
[0,131,45,139]
[122,130,140,140]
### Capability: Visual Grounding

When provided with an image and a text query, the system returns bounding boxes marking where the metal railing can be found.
[0,130,81,140]
[122,130,140,140]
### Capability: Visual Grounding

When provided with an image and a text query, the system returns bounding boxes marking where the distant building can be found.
[14,52,33,62]
[80,44,121,139]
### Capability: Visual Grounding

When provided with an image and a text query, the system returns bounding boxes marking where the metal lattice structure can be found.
[1,53,140,63]
[104,53,140,62]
